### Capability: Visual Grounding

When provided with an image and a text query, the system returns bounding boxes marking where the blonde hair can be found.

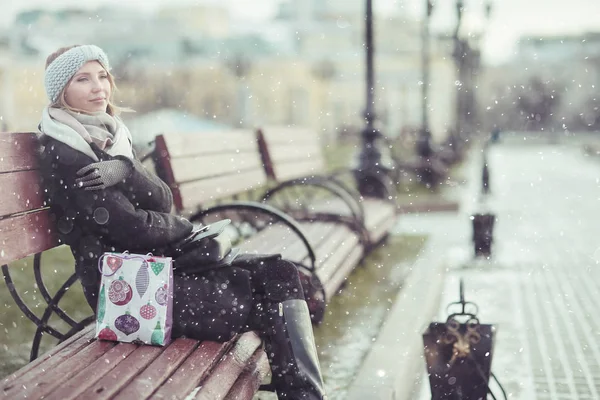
[45,45,129,116]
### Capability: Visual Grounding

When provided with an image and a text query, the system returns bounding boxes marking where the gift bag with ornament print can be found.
[95,252,173,346]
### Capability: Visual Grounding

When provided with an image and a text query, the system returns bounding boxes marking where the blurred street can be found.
[413,136,600,399]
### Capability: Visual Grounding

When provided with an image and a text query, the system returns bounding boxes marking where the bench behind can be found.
[257,126,326,181]
[257,126,398,248]
[153,130,267,214]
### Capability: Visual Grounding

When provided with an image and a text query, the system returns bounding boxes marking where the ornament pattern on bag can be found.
[136,261,150,298]
[151,321,164,345]
[155,284,168,306]
[115,312,140,336]
[97,284,106,323]
[140,302,157,320]
[98,326,118,341]
[150,262,165,276]
[108,277,133,306]
[106,256,123,273]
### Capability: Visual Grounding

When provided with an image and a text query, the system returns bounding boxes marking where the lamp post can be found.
[467,1,493,136]
[417,0,434,158]
[452,0,466,141]
[354,0,394,198]
[416,0,436,187]
[452,0,493,142]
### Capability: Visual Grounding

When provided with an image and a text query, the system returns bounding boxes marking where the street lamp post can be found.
[416,0,436,187]
[417,0,434,157]
[354,0,394,198]
[452,0,466,141]
[452,0,493,143]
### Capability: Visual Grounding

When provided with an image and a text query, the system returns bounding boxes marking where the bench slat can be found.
[310,226,361,285]
[1,325,94,390]
[239,224,306,256]
[271,158,326,182]
[195,332,263,400]
[322,246,364,299]
[0,132,39,174]
[78,345,164,399]
[0,209,59,265]
[0,170,46,217]
[149,341,229,400]
[260,127,321,146]
[112,339,199,399]
[161,131,257,158]
[178,170,266,210]
[44,343,138,400]
[267,142,323,163]
[224,350,270,400]
[170,153,263,184]
[13,340,117,399]
[280,222,336,263]
[312,224,359,266]
[362,199,397,243]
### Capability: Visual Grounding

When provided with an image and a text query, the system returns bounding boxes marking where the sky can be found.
[2,0,600,65]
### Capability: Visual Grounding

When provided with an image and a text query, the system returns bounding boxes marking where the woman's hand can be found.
[76,159,133,190]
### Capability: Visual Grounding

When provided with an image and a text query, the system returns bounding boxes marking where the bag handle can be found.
[98,252,155,276]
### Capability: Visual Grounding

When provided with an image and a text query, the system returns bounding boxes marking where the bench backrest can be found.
[0,132,59,265]
[257,127,326,182]
[152,130,268,214]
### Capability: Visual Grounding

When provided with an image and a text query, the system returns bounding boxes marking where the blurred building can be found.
[2,2,457,142]
[479,32,600,131]
[275,0,456,142]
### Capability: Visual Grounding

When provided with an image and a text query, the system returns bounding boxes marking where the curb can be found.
[345,232,450,400]
[397,201,460,215]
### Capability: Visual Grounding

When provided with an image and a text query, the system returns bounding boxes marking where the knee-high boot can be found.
[264,299,327,400]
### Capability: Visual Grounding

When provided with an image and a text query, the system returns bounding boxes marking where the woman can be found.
[38,44,326,400]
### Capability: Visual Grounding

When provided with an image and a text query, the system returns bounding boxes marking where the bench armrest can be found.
[188,201,317,271]
[261,175,371,244]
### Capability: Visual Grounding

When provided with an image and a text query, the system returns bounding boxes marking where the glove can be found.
[76,159,133,190]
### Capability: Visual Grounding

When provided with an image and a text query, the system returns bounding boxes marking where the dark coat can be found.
[38,136,253,342]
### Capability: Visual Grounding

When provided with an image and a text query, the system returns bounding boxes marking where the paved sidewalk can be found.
[415,141,600,400]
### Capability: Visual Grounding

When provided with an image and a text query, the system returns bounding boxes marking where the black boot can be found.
[264,299,327,400]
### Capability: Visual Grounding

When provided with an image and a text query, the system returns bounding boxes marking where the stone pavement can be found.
[413,139,600,400]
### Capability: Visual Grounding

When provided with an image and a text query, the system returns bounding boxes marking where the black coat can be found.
[38,136,253,342]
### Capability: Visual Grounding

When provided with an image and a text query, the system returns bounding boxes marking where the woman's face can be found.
[64,61,112,113]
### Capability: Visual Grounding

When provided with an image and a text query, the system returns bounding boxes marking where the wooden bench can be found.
[384,132,452,188]
[0,132,270,399]
[151,129,373,321]
[256,126,398,253]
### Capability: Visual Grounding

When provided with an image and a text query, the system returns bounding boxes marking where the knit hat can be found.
[44,45,110,103]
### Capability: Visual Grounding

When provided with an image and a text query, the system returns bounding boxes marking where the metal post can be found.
[365,0,375,134]
[419,0,433,143]
[453,0,465,140]
[354,0,394,198]
[416,0,436,187]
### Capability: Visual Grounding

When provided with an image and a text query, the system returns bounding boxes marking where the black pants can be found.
[243,258,305,332]
[171,255,304,342]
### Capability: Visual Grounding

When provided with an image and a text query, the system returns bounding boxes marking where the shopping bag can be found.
[95,252,173,346]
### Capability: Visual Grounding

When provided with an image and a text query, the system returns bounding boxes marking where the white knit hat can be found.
[44,45,110,103]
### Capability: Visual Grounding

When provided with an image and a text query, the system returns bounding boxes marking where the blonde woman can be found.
[38,44,326,400]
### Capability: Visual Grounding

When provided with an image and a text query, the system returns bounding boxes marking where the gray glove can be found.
[76,159,133,191]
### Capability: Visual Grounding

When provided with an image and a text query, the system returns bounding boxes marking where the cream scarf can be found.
[39,107,134,161]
